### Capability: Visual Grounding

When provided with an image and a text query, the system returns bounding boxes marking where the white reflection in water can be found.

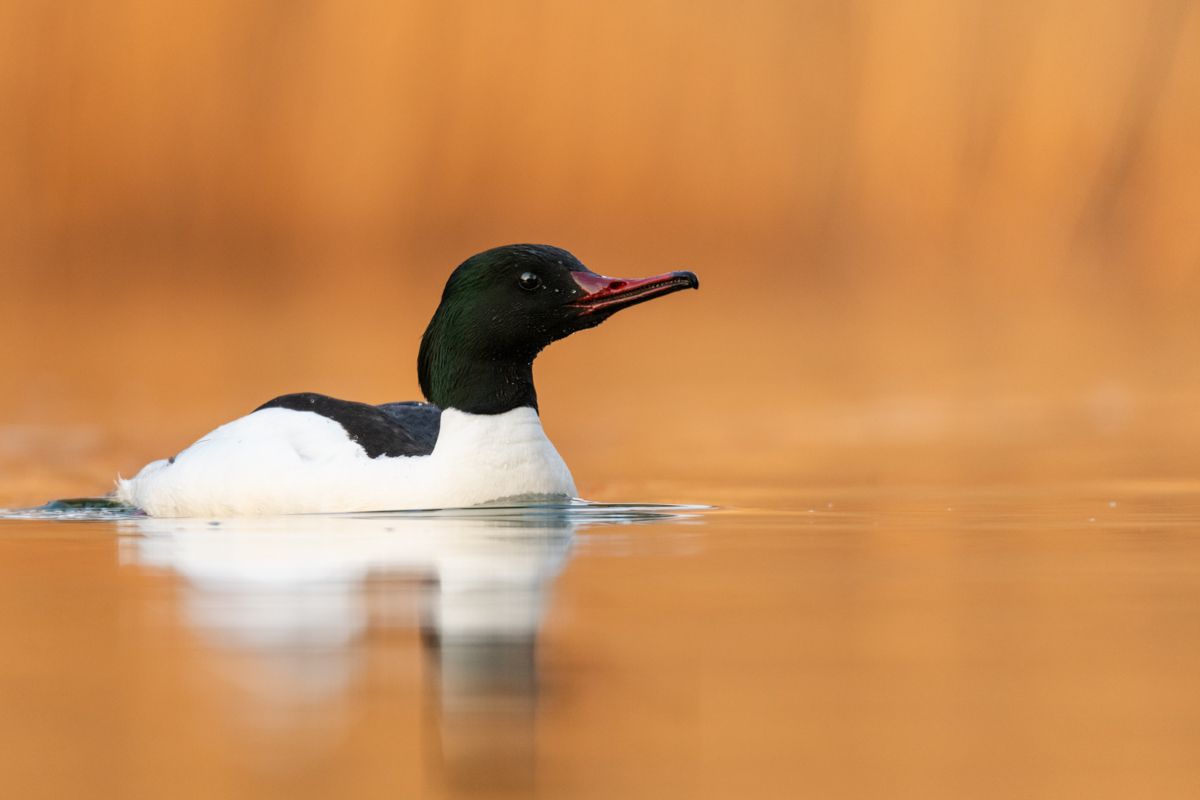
[116,505,698,786]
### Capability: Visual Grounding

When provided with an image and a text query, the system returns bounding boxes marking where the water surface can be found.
[3,487,1199,798]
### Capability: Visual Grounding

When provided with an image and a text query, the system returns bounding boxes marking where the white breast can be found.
[115,407,578,517]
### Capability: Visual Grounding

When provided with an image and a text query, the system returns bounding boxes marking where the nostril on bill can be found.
[608,280,627,290]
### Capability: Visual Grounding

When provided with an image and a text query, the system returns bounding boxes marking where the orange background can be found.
[2,1,1200,504]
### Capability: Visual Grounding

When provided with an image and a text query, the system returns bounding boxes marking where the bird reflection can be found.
[117,504,695,794]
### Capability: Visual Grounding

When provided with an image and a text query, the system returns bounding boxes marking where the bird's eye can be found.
[518,271,541,291]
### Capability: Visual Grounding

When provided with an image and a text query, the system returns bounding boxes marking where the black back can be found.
[257,393,442,458]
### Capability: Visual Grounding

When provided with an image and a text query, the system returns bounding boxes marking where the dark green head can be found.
[418,244,698,414]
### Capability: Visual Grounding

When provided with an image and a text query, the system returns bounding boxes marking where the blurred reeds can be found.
[1,1,1199,501]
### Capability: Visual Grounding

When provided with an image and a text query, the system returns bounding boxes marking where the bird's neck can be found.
[431,357,538,414]
[418,328,538,414]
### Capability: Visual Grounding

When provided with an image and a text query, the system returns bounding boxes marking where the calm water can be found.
[2,488,1200,799]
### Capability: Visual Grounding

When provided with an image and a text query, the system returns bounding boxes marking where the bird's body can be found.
[116,404,574,517]
[114,244,697,517]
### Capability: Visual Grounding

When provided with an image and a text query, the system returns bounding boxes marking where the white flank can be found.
[115,407,577,517]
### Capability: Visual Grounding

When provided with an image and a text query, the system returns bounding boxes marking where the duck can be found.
[115,244,699,517]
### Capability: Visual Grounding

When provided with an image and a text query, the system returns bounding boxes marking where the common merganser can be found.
[115,244,699,516]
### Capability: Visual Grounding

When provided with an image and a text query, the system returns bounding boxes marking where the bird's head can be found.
[418,244,698,413]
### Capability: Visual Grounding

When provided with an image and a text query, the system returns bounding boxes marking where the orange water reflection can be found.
[3,490,1200,799]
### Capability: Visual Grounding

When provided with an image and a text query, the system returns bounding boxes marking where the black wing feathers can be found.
[256,393,442,458]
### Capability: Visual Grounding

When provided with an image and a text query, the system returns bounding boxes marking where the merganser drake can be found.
[115,244,699,517]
